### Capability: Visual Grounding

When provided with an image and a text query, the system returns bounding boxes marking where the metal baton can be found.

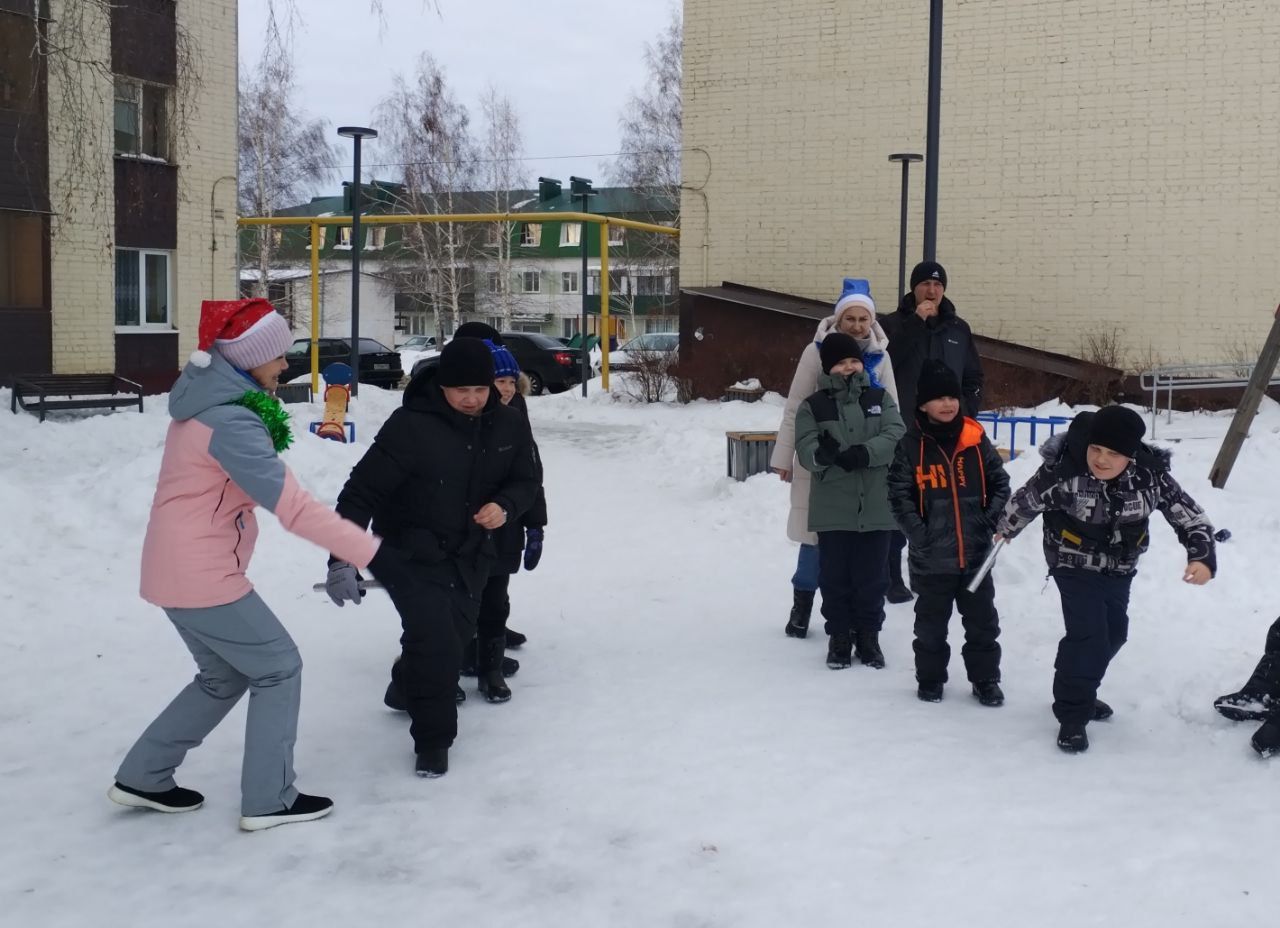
[965,537,1007,593]
[311,579,384,592]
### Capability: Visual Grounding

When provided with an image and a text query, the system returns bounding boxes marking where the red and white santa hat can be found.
[190,298,292,370]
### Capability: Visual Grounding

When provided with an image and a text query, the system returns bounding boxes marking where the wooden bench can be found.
[11,374,144,422]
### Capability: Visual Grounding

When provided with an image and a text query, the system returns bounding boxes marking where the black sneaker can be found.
[917,682,944,703]
[108,782,204,813]
[1214,691,1273,723]
[972,681,1005,707]
[1057,723,1089,754]
[238,793,333,832]
[505,628,527,649]
[826,632,853,669]
[415,748,449,778]
[1251,720,1280,758]
[1093,699,1114,721]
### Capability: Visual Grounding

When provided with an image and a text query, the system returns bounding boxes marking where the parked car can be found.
[283,337,404,389]
[397,334,439,351]
[409,331,585,395]
[608,332,679,372]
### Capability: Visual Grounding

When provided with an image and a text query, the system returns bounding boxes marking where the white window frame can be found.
[560,223,581,247]
[519,223,542,247]
[114,247,174,331]
[521,270,541,293]
[607,224,625,246]
[561,271,579,294]
[365,226,386,250]
[113,76,171,161]
[487,271,501,294]
[334,226,353,249]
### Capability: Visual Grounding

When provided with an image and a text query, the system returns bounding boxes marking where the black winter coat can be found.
[879,295,984,417]
[493,392,548,575]
[888,415,1011,576]
[335,383,541,595]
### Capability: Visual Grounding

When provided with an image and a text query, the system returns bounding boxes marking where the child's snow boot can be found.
[478,637,512,703]
[1251,720,1280,758]
[1057,723,1089,754]
[785,589,816,638]
[1092,699,1113,721]
[505,628,527,649]
[854,630,885,669]
[972,681,1005,707]
[917,682,944,702]
[886,559,913,604]
[1214,690,1273,722]
[415,749,449,778]
[826,632,853,669]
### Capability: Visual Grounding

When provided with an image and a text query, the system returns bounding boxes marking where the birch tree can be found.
[479,86,526,329]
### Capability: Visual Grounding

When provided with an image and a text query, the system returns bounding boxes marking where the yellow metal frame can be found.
[239,211,679,394]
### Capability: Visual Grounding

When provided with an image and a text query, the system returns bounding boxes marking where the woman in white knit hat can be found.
[770,279,898,639]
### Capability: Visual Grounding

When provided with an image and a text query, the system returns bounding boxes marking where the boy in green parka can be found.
[795,332,907,670]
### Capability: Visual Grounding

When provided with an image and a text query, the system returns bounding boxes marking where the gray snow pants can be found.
[115,591,303,816]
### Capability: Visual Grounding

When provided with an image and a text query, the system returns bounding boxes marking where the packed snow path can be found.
[2,386,1278,926]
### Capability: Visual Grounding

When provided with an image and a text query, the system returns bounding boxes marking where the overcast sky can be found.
[238,0,678,196]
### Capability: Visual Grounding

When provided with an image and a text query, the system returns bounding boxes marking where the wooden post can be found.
[1208,304,1280,489]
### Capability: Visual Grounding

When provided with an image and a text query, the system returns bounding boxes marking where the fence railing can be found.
[975,413,1073,459]
[1139,362,1280,437]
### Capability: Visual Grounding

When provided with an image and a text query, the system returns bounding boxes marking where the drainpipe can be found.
[210,175,237,297]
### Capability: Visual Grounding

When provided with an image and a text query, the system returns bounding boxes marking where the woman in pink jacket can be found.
[110,299,406,832]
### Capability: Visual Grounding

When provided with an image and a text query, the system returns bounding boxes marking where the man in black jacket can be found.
[879,261,986,603]
[325,338,541,778]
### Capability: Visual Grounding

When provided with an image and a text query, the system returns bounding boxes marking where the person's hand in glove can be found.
[325,559,364,607]
[834,444,870,471]
[814,431,840,467]
[523,527,544,571]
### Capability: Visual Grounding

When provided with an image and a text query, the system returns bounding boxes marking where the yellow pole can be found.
[599,222,610,391]
[310,221,321,394]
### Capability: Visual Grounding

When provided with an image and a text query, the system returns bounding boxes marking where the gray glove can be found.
[325,560,363,607]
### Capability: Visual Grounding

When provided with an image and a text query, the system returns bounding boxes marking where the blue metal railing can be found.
[975,413,1073,458]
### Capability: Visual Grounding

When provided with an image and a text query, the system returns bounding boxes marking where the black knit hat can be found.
[819,332,863,373]
[453,321,504,344]
[915,359,961,407]
[1088,405,1146,457]
[910,261,948,290]
[437,337,496,387]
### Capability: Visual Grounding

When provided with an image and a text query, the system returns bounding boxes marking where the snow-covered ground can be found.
[2,383,1279,926]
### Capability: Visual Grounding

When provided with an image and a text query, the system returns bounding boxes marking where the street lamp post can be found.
[570,176,596,397]
[337,126,377,397]
[888,153,923,299]
[923,0,943,261]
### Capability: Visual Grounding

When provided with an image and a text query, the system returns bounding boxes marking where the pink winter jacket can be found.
[140,354,379,608]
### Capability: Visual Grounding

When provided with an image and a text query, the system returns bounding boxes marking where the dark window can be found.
[0,11,38,114]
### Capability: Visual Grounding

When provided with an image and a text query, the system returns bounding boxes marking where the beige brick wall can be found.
[44,0,238,373]
[682,0,1280,369]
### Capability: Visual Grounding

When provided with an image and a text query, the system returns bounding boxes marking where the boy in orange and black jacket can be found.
[887,361,1010,706]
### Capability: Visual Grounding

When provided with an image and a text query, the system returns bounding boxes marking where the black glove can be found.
[814,431,840,467]
[835,444,870,471]
[367,544,414,595]
[523,527,544,571]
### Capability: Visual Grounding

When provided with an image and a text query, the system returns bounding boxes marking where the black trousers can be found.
[818,530,891,637]
[910,570,1001,685]
[477,572,512,641]
[1052,569,1132,725]
[386,569,480,752]
[1243,616,1280,720]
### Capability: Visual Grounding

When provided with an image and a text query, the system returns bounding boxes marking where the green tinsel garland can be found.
[231,390,294,453]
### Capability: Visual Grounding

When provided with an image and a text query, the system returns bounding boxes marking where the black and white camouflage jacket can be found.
[996,429,1216,578]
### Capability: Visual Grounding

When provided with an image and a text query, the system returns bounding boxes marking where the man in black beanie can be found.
[879,261,985,604]
[326,336,541,779]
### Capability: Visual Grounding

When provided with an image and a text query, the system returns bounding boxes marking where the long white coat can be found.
[770,314,898,544]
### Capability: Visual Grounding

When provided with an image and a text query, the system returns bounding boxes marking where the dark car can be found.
[409,330,585,395]
[284,337,404,389]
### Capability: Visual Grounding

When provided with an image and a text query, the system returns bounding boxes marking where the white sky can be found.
[238,0,678,196]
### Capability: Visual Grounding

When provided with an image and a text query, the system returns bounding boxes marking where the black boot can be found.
[1093,699,1113,721]
[1252,720,1280,758]
[460,639,519,677]
[415,748,449,778]
[826,632,852,669]
[478,637,512,703]
[505,628,527,649]
[917,682,944,703]
[1214,690,1274,723]
[886,558,913,605]
[785,589,816,639]
[1057,723,1089,753]
[972,681,1005,707]
[854,630,885,669]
